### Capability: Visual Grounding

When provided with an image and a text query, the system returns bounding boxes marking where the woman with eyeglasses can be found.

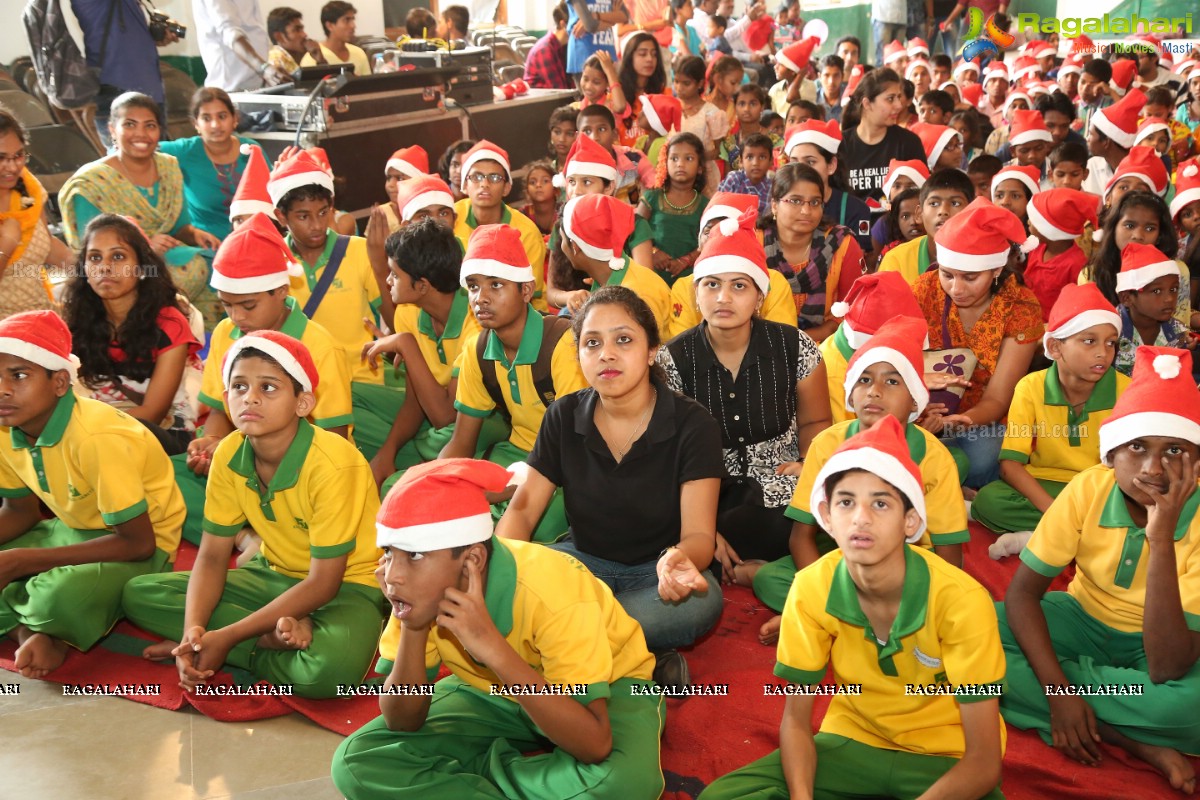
[0,108,75,320]
[759,163,866,343]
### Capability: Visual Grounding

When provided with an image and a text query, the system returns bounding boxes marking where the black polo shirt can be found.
[527,377,725,565]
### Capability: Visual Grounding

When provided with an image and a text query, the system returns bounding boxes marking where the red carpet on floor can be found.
[2,528,1195,798]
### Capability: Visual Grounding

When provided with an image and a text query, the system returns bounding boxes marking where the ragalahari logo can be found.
[960,6,1016,61]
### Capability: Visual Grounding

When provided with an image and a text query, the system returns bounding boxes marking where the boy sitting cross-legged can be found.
[700,416,1005,800]
[332,458,665,800]
[123,331,385,698]
[0,311,184,678]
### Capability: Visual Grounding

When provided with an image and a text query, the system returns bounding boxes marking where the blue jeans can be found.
[872,20,906,66]
[940,423,1005,489]
[550,537,723,651]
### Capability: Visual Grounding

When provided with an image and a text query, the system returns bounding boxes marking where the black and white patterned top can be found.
[658,319,823,507]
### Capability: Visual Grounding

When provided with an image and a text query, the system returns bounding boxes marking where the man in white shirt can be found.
[193,0,290,91]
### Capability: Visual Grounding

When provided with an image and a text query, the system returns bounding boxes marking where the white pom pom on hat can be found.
[830,301,850,318]
[718,216,739,237]
[1154,354,1181,380]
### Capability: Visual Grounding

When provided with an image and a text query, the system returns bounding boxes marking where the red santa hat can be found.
[222,330,319,393]
[911,122,961,170]
[953,59,981,80]
[1008,109,1053,147]
[883,40,906,66]
[384,145,429,179]
[1099,346,1200,465]
[1116,241,1179,293]
[991,164,1042,199]
[843,316,930,421]
[0,310,77,380]
[744,15,775,51]
[1109,59,1138,96]
[394,174,456,222]
[1002,89,1032,115]
[810,415,927,541]
[1041,283,1121,358]
[305,146,334,175]
[228,143,274,221]
[840,64,865,107]
[1025,80,1052,98]
[210,212,303,293]
[459,224,533,285]
[983,61,1009,83]
[1175,58,1198,77]
[880,159,930,198]
[1170,159,1200,222]
[562,193,634,271]
[1190,66,1200,83]
[1092,88,1147,149]
[267,150,335,208]
[960,83,983,108]
[1134,116,1170,147]
[692,206,770,294]
[776,36,820,74]
[699,192,759,235]
[904,58,931,82]
[376,458,516,551]
[554,133,619,188]
[935,197,1037,271]
[639,93,682,137]
[458,139,511,190]
[1058,53,1085,77]
[830,271,926,350]
[1027,188,1099,244]
[907,37,930,59]
[1103,145,1168,198]
[1026,39,1055,59]
[783,119,842,157]
[1011,55,1041,82]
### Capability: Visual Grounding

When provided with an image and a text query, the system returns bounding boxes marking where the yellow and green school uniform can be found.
[123,420,385,699]
[878,235,935,287]
[593,256,673,342]
[753,419,969,612]
[997,464,1200,753]
[702,546,1006,800]
[668,268,797,338]
[288,229,401,462]
[0,393,183,650]
[973,365,1127,534]
[454,200,549,313]
[173,296,354,544]
[336,537,664,800]
[454,307,588,541]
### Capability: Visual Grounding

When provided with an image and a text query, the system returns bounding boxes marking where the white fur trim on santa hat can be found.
[699,204,742,232]
[693,255,770,294]
[1042,309,1121,358]
[267,170,334,208]
[564,158,619,184]
[842,346,929,422]
[1171,188,1200,221]
[385,158,425,179]
[1101,411,1200,465]
[228,199,276,220]
[376,512,494,551]
[640,95,668,136]
[1058,62,1082,76]
[459,258,535,285]
[1010,127,1053,146]
[401,190,455,222]
[1189,66,1200,82]
[1115,259,1179,293]
[1135,121,1169,145]
[1092,108,1137,149]
[936,242,1011,272]
[1105,171,1165,198]
[840,320,871,349]
[926,129,961,170]
[0,338,76,380]
[1026,201,1074,242]
[562,204,625,270]
[954,61,980,77]
[210,269,294,295]
[459,148,511,190]
[881,166,927,197]
[992,169,1040,199]
[222,335,314,392]
[785,129,841,157]
[810,449,927,541]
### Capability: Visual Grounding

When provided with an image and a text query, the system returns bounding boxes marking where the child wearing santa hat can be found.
[334,458,665,800]
[226,143,273,233]
[753,316,970,643]
[770,36,821,118]
[380,145,430,233]
[123,330,385,699]
[1000,345,1200,789]
[1082,88,1148,197]
[705,415,1004,800]
[1171,158,1200,253]
[0,310,185,681]
[1023,188,1097,320]
[442,223,587,543]
[1112,242,1195,376]
[990,163,1042,226]
[878,168,975,286]
[973,284,1129,555]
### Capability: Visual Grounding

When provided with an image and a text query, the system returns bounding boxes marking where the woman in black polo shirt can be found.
[497,286,725,685]
[659,205,830,588]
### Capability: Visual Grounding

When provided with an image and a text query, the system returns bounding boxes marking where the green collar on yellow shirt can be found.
[590,256,631,291]
[465,203,513,229]
[286,229,339,292]
[482,536,517,637]
[11,389,75,450]
[1042,363,1118,447]
[417,289,471,364]
[226,418,314,520]
[918,236,933,276]
[1099,478,1199,588]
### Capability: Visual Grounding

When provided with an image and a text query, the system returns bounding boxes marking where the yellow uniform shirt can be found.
[202,420,382,587]
[287,230,384,385]
[199,296,355,431]
[454,200,549,313]
[818,324,856,425]
[378,538,655,701]
[593,257,672,342]
[1022,464,1200,633]
[0,393,183,558]
[454,307,588,452]
[999,364,1128,484]
[785,420,969,548]
[391,290,481,387]
[776,545,1006,757]
[877,235,934,288]
[299,42,372,76]
[668,268,797,338]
